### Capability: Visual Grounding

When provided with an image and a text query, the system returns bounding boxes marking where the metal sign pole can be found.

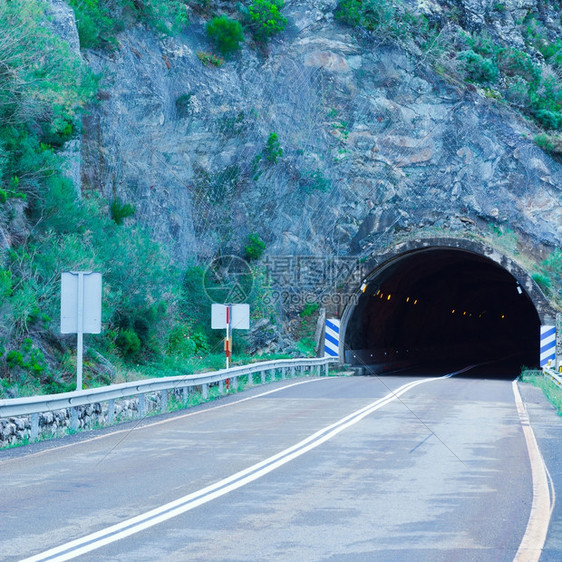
[554,312,562,373]
[76,272,84,391]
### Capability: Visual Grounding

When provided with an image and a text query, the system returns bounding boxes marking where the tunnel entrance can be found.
[343,247,541,373]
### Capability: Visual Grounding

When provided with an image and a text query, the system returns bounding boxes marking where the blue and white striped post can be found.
[540,325,556,368]
[324,318,340,358]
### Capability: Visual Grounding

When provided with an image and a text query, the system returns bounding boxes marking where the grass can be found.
[520,369,562,415]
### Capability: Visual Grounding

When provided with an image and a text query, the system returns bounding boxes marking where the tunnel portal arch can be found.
[339,238,556,369]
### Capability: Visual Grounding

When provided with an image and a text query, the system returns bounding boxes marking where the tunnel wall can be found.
[338,237,558,363]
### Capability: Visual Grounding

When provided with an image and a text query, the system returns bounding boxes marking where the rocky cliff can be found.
[75,0,561,273]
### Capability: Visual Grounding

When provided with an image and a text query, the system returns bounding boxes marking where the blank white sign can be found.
[211,303,250,330]
[61,272,102,334]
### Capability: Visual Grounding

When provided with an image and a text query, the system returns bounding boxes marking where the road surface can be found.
[0,369,560,561]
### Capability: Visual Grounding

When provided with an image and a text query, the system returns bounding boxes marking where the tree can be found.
[248,0,287,42]
[206,15,244,55]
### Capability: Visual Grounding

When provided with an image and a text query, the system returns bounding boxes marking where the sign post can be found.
[212,303,250,369]
[61,272,102,390]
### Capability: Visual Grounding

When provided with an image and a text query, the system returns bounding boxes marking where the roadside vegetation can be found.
[1,1,560,399]
[520,369,562,415]
[0,0,287,399]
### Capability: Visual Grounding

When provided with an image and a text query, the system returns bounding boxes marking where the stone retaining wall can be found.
[0,389,188,448]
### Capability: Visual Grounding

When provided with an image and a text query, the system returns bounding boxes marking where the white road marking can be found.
[21,375,447,561]
[512,380,555,562]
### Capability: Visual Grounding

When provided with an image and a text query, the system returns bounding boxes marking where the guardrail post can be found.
[261,371,266,384]
[233,377,238,391]
[202,384,208,400]
[31,413,39,441]
[160,390,167,413]
[139,394,146,418]
[281,368,286,380]
[247,373,253,387]
[70,407,79,432]
[219,379,224,394]
[324,363,329,376]
[108,399,115,424]
[183,387,189,404]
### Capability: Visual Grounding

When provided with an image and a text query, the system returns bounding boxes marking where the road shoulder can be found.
[519,381,562,560]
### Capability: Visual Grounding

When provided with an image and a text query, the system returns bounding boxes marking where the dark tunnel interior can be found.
[344,249,541,374]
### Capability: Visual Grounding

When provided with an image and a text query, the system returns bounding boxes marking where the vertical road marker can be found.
[540,325,556,368]
[324,318,340,358]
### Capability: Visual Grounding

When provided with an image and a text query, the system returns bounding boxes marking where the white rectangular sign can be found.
[211,303,250,330]
[61,272,102,334]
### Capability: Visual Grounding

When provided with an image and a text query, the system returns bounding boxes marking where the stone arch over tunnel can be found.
[339,238,556,371]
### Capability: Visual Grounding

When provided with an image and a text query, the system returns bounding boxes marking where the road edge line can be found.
[512,379,553,562]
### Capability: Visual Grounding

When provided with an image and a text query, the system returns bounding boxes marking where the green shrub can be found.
[301,169,331,193]
[467,32,498,58]
[191,331,211,355]
[532,272,551,292]
[115,329,142,360]
[534,109,562,130]
[248,0,287,42]
[457,50,499,84]
[300,303,319,317]
[68,0,188,49]
[335,0,396,34]
[68,0,118,49]
[263,132,283,163]
[244,233,266,261]
[206,15,244,55]
[167,325,197,357]
[175,93,193,117]
[110,198,136,225]
[497,49,540,81]
[6,350,24,368]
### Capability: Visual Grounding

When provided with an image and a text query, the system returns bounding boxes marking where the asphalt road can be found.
[0,370,560,561]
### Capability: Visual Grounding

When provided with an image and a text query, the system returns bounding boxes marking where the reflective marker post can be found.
[212,303,250,370]
[226,304,231,370]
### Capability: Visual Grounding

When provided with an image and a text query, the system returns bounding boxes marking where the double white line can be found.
[23,375,444,561]
[24,371,553,561]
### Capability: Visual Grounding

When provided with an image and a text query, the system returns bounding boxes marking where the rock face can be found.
[78,1,561,267]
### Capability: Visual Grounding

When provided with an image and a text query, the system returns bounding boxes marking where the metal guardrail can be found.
[543,366,562,387]
[0,356,337,422]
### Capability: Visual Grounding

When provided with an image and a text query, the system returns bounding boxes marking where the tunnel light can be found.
[387,294,391,300]
[361,282,367,293]
[501,314,505,319]
[463,311,467,316]
[414,299,418,305]
[406,296,410,302]
[451,309,455,314]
